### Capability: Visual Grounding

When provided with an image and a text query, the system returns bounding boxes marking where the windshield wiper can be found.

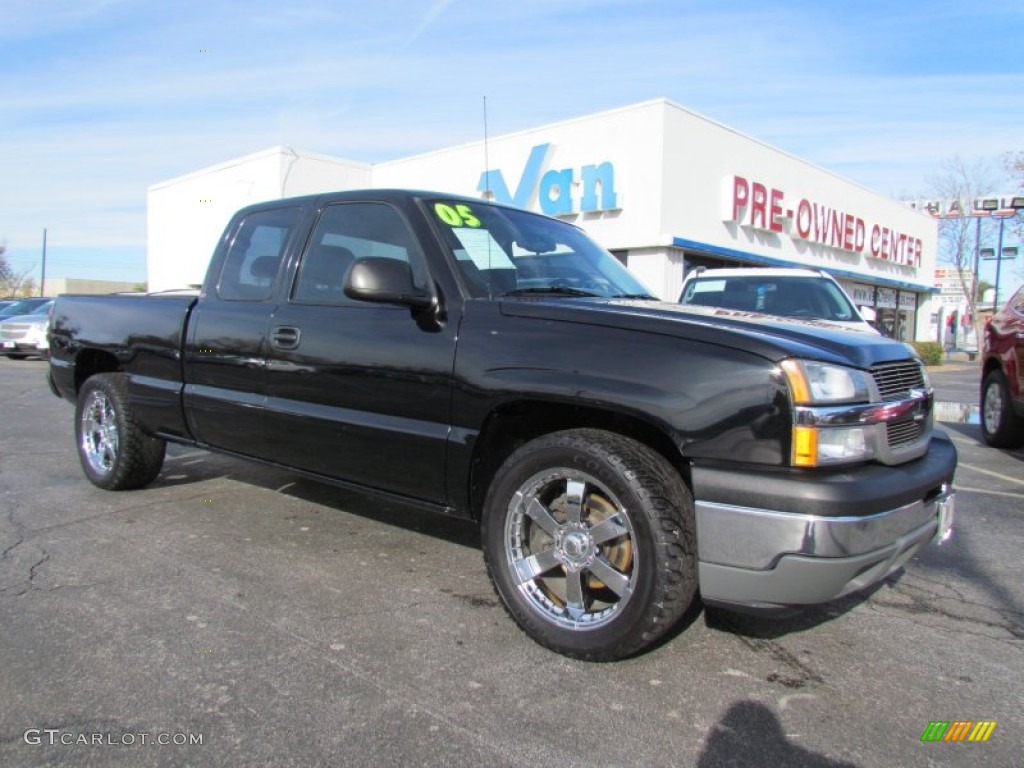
[500,286,603,298]
[609,293,657,300]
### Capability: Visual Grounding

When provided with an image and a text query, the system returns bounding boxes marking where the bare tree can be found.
[925,157,999,350]
[0,242,37,298]
[0,241,11,293]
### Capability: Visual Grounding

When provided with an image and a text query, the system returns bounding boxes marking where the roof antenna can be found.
[482,96,491,199]
[481,95,497,291]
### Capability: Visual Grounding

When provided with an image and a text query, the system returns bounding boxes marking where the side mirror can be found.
[344,257,435,309]
[859,305,877,322]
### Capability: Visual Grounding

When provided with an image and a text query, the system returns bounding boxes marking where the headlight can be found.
[779,359,871,404]
[781,359,874,467]
[793,425,875,466]
[26,325,47,345]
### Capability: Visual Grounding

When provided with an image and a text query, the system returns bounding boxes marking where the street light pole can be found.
[971,216,981,349]
[993,213,1009,310]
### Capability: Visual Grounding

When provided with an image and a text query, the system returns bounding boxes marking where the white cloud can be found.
[2,0,1021,278]
[408,0,457,44]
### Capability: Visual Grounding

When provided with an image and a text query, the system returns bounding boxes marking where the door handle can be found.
[271,326,301,350]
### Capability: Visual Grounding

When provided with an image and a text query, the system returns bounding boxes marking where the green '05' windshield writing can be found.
[428,200,654,300]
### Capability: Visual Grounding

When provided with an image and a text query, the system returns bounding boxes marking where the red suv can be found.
[981,284,1024,447]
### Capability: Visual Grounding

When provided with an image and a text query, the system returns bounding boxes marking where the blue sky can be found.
[2,0,1022,286]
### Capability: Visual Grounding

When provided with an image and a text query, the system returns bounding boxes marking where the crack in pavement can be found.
[1,504,26,561]
[712,613,827,689]
[869,581,1024,644]
[2,487,231,541]
[0,505,52,596]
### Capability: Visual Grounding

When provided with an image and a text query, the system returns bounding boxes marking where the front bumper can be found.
[1,340,48,355]
[693,433,957,609]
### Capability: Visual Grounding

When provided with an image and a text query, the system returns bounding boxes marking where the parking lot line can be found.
[954,486,1024,500]
[957,461,1024,487]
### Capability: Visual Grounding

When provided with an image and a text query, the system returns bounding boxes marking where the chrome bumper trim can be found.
[794,389,933,464]
[696,484,954,570]
[793,388,932,427]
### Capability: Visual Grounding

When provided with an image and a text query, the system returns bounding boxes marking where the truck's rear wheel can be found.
[76,373,166,490]
[482,429,697,660]
[981,369,1024,448]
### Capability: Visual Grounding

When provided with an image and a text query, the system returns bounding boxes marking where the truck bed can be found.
[49,293,198,438]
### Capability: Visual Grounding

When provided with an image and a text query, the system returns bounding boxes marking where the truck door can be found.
[184,205,304,457]
[262,201,457,502]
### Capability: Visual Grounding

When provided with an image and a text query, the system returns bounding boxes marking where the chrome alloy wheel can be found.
[80,389,119,477]
[983,379,1005,436]
[504,468,637,630]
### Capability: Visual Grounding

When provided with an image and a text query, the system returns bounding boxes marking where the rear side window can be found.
[217,207,302,301]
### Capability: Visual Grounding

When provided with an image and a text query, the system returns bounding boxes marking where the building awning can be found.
[672,236,939,293]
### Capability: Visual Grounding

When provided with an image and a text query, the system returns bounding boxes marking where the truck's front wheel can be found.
[482,429,697,660]
[76,373,166,490]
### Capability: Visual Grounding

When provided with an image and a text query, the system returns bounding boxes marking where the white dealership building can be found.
[148,98,940,341]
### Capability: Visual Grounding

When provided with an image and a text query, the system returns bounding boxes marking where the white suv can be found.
[678,267,879,335]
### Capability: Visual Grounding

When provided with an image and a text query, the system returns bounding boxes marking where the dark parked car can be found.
[981,284,1024,447]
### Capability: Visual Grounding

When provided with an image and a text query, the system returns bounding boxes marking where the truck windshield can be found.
[426,199,654,300]
[681,275,859,322]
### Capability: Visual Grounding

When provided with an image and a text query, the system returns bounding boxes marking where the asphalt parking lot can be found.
[1,358,1021,767]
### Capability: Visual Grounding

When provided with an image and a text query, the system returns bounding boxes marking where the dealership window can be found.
[874,289,918,340]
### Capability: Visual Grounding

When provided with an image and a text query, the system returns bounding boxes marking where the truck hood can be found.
[498,297,917,369]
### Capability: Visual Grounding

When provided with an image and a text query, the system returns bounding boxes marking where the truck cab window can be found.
[293,202,427,305]
[217,207,301,301]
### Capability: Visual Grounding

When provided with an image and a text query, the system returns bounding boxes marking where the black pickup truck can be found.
[49,189,957,660]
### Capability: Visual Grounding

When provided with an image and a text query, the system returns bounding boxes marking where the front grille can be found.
[870,361,925,401]
[887,420,924,447]
[1,325,28,341]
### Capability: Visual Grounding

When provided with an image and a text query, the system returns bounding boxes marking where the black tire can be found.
[980,369,1024,448]
[5,353,29,360]
[481,428,697,661]
[75,373,166,490]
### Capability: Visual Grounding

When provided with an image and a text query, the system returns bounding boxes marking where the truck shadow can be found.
[154,443,1023,652]
[703,534,1023,646]
[699,579,888,640]
[156,446,481,550]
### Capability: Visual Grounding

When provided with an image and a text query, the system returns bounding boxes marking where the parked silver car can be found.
[0,300,54,359]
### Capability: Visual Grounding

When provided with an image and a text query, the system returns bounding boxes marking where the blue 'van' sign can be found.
[477,144,618,216]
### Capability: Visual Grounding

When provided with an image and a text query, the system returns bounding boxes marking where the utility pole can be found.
[41,228,47,297]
